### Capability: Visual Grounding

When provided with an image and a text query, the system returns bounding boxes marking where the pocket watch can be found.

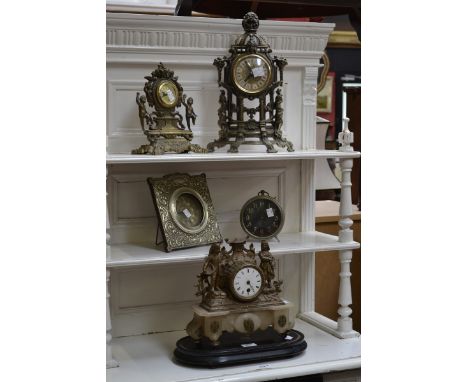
[240,190,284,240]
[231,53,273,95]
[230,264,264,302]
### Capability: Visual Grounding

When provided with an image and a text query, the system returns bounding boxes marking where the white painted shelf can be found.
[107,319,361,382]
[107,231,360,268]
[106,150,361,165]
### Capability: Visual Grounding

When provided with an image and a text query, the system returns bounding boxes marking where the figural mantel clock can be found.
[207,12,294,153]
[132,63,206,155]
[174,240,306,367]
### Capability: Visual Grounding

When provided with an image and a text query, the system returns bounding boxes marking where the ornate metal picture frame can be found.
[147,173,222,252]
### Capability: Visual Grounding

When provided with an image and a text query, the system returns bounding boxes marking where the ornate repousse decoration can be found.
[147,173,222,252]
[207,12,294,153]
[132,63,206,155]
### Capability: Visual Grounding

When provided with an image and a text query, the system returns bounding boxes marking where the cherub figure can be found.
[136,92,150,131]
[182,94,197,131]
[258,240,275,289]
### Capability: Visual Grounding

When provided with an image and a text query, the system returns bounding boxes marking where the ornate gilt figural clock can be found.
[207,12,294,153]
[132,63,206,155]
[174,240,306,367]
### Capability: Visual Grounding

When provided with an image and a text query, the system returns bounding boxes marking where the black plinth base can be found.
[174,328,307,368]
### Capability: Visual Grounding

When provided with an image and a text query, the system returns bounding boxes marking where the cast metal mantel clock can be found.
[132,62,206,155]
[207,12,294,153]
[174,240,306,367]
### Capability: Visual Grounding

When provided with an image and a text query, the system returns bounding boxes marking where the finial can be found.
[242,12,259,33]
[338,117,354,152]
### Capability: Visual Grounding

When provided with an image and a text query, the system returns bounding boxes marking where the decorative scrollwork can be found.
[132,63,202,155]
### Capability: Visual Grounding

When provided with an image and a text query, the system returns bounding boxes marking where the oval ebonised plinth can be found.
[174,328,307,368]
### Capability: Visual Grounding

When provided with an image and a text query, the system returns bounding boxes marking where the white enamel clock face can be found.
[231,266,263,301]
[232,54,272,94]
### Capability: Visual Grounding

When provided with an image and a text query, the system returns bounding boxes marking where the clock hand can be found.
[245,61,254,81]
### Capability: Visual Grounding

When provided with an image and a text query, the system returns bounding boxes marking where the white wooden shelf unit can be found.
[106,12,361,381]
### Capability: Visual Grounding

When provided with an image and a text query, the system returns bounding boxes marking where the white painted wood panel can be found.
[107,161,299,244]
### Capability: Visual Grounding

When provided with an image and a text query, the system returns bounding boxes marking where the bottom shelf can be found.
[107,319,361,382]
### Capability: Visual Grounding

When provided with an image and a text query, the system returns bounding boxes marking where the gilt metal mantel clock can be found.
[174,240,306,367]
[207,12,294,153]
[132,63,206,155]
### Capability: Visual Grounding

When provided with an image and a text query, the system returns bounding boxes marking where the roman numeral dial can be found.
[232,54,272,95]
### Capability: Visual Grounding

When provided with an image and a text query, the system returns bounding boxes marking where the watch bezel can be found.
[169,187,209,234]
[240,191,285,240]
[155,79,179,108]
[231,53,273,95]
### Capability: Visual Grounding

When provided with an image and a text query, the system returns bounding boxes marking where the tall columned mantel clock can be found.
[207,12,294,153]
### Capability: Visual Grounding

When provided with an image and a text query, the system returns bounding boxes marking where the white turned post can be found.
[338,118,354,243]
[337,117,355,337]
[337,249,353,335]
[106,167,118,368]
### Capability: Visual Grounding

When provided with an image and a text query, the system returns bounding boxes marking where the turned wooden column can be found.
[337,117,355,337]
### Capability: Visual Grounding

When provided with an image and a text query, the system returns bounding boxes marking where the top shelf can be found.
[106,149,361,164]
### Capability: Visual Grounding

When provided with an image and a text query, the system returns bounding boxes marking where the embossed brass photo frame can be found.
[147,173,222,252]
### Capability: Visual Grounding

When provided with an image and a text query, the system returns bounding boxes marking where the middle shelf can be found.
[106,149,361,165]
[107,231,360,268]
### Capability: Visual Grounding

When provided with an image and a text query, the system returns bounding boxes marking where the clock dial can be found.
[232,54,272,94]
[241,197,283,239]
[175,192,204,231]
[156,80,179,108]
[231,266,263,301]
